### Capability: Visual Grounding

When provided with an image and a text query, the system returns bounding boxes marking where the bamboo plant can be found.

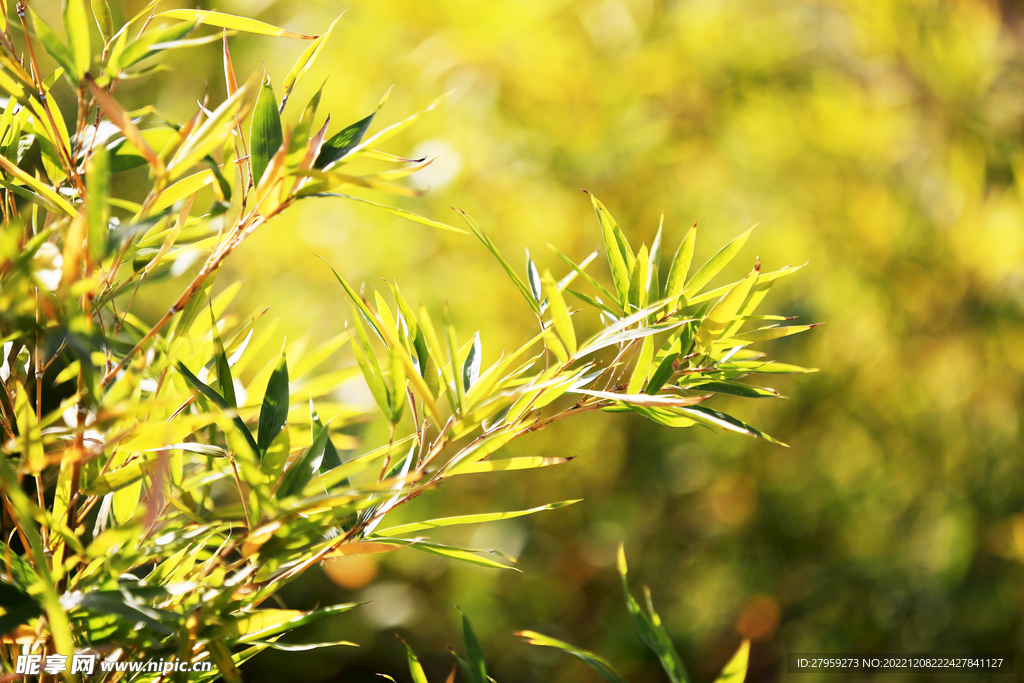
[0,3,816,681]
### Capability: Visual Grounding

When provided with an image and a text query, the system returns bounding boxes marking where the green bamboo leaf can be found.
[617,545,690,683]
[687,263,804,306]
[63,0,91,79]
[211,311,236,408]
[208,640,242,683]
[250,74,284,187]
[517,631,627,683]
[168,276,214,349]
[117,20,199,70]
[722,361,818,374]
[85,145,109,262]
[588,192,631,307]
[388,341,407,425]
[460,611,488,683]
[158,9,317,39]
[311,404,342,472]
[628,244,650,310]
[715,641,750,683]
[683,380,780,399]
[682,228,752,300]
[649,219,663,307]
[526,250,542,303]
[443,304,464,411]
[543,270,576,358]
[628,336,654,394]
[83,458,161,496]
[463,333,482,393]
[0,155,76,217]
[376,500,579,536]
[459,209,540,314]
[402,540,519,570]
[342,91,451,160]
[678,405,786,445]
[665,222,696,302]
[177,362,260,459]
[402,639,429,683]
[319,257,384,339]
[308,193,463,232]
[315,89,390,169]
[695,262,759,351]
[276,410,331,499]
[447,455,573,477]
[168,80,253,180]
[717,323,820,347]
[351,308,392,420]
[549,244,617,304]
[257,348,290,457]
[92,0,114,42]
[281,14,342,111]
[30,10,76,78]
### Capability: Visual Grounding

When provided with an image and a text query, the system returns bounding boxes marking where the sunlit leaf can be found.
[250,74,284,187]
[158,9,318,39]
[517,631,627,683]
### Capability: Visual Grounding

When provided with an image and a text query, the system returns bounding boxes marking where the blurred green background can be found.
[109,0,1024,680]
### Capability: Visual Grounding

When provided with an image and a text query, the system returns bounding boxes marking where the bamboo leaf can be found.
[86,144,109,262]
[683,380,780,399]
[443,304,465,411]
[314,89,391,169]
[463,333,482,393]
[63,0,91,79]
[87,75,166,176]
[572,389,708,408]
[687,263,804,306]
[0,155,77,217]
[168,81,253,180]
[376,500,579,536]
[717,323,820,347]
[628,336,654,394]
[282,14,342,110]
[92,0,114,42]
[84,458,161,496]
[678,405,787,445]
[665,223,696,303]
[341,91,450,161]
[682,228,752,300]
[309,193,463,232]
[617,545,690,683]
[211,312,236,408]
[695,262,759,351]
[351,308,392,420]
[517,631,627,683]
[526,250,542,303]
[158,10,317,39]
[628,244,650,310]
[543,270,576,358]
[388,340,407,425]
[549,244,617,304]
[714,641,750,683]
[402,639,429,683]
[276,410,331,499]
[588,192,631,307]
[177,362,260,459]
[447,455,573,477]
[250,74,284,187]
[459,209,540,314]
[257,348,290,457]
[460,611,488,683]
[117,20,200,70]
[30,10,76,78]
